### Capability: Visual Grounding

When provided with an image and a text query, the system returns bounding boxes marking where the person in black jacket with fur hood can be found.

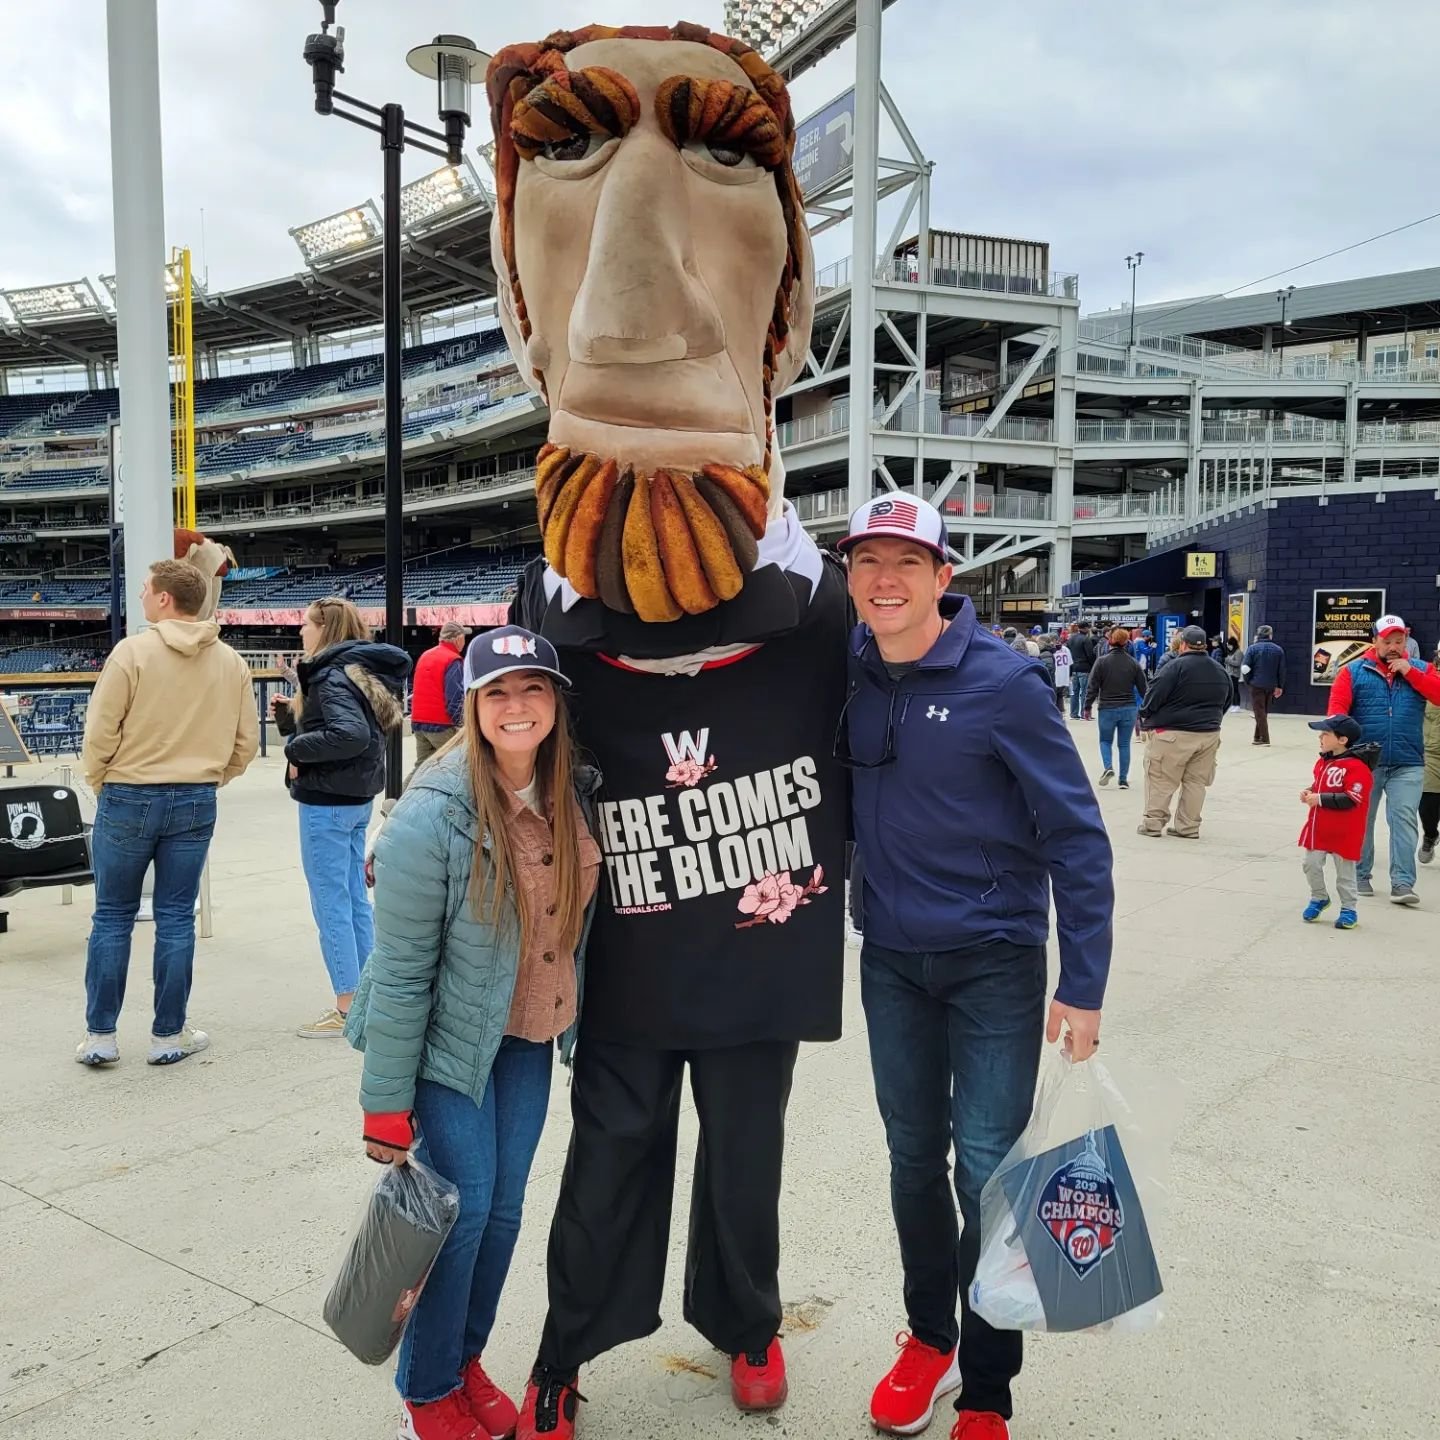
[272,597,410,1039]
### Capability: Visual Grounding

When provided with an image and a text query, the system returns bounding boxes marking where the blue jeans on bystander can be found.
[396,1042,554,1403]
[861,939,1046,1422]
[297,801,374,996]
[84,783,217,1037]
[1069,671,1089,719]
[1359,764,1424,891]
[1097,704,1138,782]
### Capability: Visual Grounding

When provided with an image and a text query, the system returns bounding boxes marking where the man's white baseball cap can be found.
[839,494,949,562]
[1374,614,1408,637]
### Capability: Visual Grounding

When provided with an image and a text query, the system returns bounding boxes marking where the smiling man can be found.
[838,496,1114,1440]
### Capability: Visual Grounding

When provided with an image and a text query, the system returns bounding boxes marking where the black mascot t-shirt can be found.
[517,556,848,1048]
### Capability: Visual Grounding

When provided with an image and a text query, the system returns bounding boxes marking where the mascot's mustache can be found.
[536,444,770,623]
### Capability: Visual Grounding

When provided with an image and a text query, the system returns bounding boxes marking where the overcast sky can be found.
[2,0,1438,320]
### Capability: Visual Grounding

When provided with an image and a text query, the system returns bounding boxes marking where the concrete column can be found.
[107,0,175,635]
[1185,380,1203,518]
[1356,322,1369,369]
[993,464,1007,496]
[1262,325,1273,361]
[1343,382,1358,483]
[1050,302,1078,589]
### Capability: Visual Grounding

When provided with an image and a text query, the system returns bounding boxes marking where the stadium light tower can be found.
[302,0,488,799]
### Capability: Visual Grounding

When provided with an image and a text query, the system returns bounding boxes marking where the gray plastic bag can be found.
[323,1158,461,1364]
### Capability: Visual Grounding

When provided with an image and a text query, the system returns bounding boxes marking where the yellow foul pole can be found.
[169,246,196,529]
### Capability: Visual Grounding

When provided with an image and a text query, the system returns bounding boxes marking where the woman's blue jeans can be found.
[396,1043,554,1403]
[1097,705,1137,782]
[297,801,373,996]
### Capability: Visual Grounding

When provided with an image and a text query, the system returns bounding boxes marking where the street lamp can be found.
[1125,252,1144,349]
[1275,285,1296,372]
[302,1,488,799]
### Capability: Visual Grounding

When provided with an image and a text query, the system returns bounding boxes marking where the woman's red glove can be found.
[363,1111,415,1164]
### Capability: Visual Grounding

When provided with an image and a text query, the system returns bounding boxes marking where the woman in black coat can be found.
[272,597,410,1038]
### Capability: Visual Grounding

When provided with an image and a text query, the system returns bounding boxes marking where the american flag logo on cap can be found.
[867,497,920,531]
[492,633,538,658]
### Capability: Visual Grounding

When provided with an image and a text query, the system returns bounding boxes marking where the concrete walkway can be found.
[2,713,1436,1439]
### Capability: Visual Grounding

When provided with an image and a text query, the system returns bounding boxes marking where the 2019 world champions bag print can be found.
[970,1048,1173,1335]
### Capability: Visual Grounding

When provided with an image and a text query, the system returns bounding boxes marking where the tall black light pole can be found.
[302,2,487,799]
[1276,285,1295,372]
[1125,251,1144,348]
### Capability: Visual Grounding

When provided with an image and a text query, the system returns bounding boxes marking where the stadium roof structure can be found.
[1091,265,1440,351]
[0,162,498,372]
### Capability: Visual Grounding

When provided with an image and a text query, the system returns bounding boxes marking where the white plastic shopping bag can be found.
[970,1048,1173,1335]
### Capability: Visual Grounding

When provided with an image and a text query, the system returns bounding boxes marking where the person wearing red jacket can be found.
[1299,714,1379,930]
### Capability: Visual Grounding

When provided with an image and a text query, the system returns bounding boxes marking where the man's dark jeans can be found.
[861,939,1046,1421]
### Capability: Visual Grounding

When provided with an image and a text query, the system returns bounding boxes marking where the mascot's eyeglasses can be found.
[832,685,897,769]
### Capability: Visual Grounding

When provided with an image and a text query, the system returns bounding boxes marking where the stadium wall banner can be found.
[216,603,510,629]
[1311,588,1385,686]
[0,606,107,622]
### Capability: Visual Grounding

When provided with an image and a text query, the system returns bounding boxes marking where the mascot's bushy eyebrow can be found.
[510,67,642,158]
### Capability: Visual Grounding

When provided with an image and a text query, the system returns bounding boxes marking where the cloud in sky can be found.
[0,0,1437,322]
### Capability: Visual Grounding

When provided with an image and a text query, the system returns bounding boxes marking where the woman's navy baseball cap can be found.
[463,625,570,690]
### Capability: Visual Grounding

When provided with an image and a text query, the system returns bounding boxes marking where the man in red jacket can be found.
[406,622,466,786]
[1299,715,1378,930]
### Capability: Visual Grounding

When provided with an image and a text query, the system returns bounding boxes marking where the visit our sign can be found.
[1311,588,1385,685]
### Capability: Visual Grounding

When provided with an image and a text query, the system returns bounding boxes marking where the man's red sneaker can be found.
[515,1365,584,1440]
[951,1411,1010,1440]
[730,1337,788,1411]
[398,1389,484,1440]
[870,1331,962,1434]
[461,1357,519,1439]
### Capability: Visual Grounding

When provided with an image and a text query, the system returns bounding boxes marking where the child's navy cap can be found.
[1308,714,1362,742]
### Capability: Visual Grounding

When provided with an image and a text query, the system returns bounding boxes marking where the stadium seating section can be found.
[0,330,520,495]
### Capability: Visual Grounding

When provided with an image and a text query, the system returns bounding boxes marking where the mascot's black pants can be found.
[538,1035,798,1369]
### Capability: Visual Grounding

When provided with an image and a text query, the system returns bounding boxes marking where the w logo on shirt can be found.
[662,729,710,766]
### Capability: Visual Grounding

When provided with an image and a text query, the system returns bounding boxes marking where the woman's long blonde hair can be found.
[291,596,371,720]
[459,679,586,954]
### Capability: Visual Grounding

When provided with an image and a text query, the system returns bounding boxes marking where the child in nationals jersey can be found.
[1299,715,1379,931]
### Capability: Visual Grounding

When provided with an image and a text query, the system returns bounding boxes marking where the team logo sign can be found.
[1034,1132,1124,1280]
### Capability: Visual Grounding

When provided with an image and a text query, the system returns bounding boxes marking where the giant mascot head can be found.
[486,22,815,623]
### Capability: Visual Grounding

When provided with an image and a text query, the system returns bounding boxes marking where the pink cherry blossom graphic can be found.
[735,864,830,929]
[665,755,718,788]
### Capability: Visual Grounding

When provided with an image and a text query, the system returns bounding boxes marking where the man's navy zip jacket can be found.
[848,594,1115,1009]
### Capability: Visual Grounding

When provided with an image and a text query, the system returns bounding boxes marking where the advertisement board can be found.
[1227,593,1248,647]
[1311,588,1385,686]
[793,88,855,196]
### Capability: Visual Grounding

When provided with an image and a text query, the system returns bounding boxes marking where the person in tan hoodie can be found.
[77,558,258,1068]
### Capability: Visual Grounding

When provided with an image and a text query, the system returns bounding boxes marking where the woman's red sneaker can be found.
[461,1357,519,1439]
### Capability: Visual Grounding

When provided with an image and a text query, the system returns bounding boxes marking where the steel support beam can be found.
[845,0,883,517]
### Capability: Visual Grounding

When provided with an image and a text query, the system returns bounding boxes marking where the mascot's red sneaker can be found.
[461,1357,519,1439]
[951,1411,1011,1440]
[730,1337,788,1410]
[515,1366,584,1440]
[870,1331,961,1434]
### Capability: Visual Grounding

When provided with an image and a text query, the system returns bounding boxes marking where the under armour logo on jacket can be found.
[926,705,949,722]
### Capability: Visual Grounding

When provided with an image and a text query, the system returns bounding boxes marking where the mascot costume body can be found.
[487,24,848,1431]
